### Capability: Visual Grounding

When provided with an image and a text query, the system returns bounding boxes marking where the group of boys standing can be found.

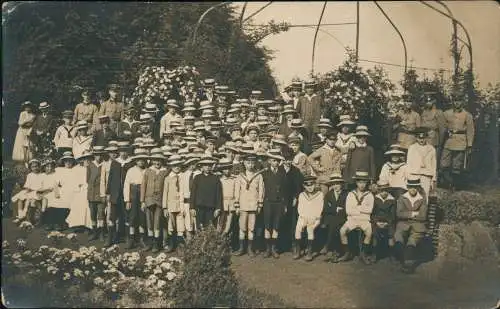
[14,77,475,275]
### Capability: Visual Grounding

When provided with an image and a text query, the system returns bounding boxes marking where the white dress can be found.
[72,135,93,159]
[65,165,92,228]
[12,111,36,162]
[48,167,76,209]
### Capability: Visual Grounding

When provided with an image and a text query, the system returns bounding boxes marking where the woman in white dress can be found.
[42,154,75,230]
[66,150,92,230]
[12,101,36,163]
[72,121,93,159]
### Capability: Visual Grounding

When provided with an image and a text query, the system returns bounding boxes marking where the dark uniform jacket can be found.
[87,161,104,202]
[92,128,117,147]
[282,165,304,206]
[106,159,134,204]
[261,166,287,206]
[371,194,397,224]
[190,173,223,210]
[322,189,348,226]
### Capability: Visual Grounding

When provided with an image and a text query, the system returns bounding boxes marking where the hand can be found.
[214,209,220,218]
[257,206,262,214]
[292,198,297,207]
[106,195,111,204]
[284,207,287,214]
[235,208,240,215]
[336,207,343,213]
[412,211,419,218]
[320,223,326,229]
[141,202,146,210]
[190,209,196,217]
[163,209,169,218]
[126,202,132,210]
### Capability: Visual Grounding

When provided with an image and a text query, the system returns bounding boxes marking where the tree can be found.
[2,2,278,158]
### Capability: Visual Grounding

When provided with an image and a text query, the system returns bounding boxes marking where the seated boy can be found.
[338,170,375,265]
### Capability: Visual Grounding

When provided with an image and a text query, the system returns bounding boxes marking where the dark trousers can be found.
[88,202,105,223]
[263,202,284,232]
[196,207,216,230]
[322,215,345,252]
[126,184,145,230]
[278,202,298,252]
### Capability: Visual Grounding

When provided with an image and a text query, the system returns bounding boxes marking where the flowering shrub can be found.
[132,65,200,106]
[316,49,397,121]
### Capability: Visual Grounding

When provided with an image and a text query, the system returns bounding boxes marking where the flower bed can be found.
[2,239,182,307]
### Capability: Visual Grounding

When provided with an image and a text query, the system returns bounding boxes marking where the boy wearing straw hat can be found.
[162,154,186,252]
[217,158,237,236]
[394,177,428,274]
[406,127,437,201]
[261,148,287,258]
[234,153,265,257]
[123,148,149,249]
[93,115,117,147]
[160,99,183,136]
[371,180,397,262]
[293,175,324,262]
[338,170,375,265]
[179,153,201,240]
[344,126,376,187]
[378,145,408,200]
[308,131,342,194]
[288,136,309,175]
[87,146,107,241]
[190,156,224,230]
[53,110,76,156]
[321,173,348,262]
[140,150,168,252]
[117,105,139,139]
[335,115,357,170]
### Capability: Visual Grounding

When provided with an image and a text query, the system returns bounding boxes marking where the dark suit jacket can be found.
[322,189,348,226]
[92,129,117,147]
[261,166,287,204]
[106,159,134,204]
[282,165,304,205]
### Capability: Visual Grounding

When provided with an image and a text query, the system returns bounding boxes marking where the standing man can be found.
[440,97,475,190]
[307,131,343,194]
[296,80,323,141]
[396,100,421,150]
[99,84,124,132]
[420,92,446,163]
[74,88,99,132]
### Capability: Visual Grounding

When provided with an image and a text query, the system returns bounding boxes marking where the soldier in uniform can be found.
[396,99,421,150]
[73,89,99,132]
[98,84,124,132]
[296,80,323,141]
[116,105,139,139]
[440,97,475,190]
[420,92,445,163]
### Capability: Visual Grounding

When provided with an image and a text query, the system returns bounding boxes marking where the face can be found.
[391,155,400,163]
[102,122,110,129]
[206,142,215,151]
[64,159,74,168]
[268,158,279,168]
[171,165,181,173]
[136,159,146,168]
[109,90,117,100]
[319,128,328,135]
[379,189,389,198]
[408,187,418,196]
[285,113,294,121]
[248,111,256,121]
[201,164,211,173]
[283,159,292,168]
[222,168,231,176]
[417,136,426,145]
[94,154,103,163]
[119,151,129,159]
[305,88,314,95]
[453,101,463,109]
[109,152,119,159]
[358,136,367,144]
[152,159,162,169]
[78,128,88,136]
[304,182,315,193]
[290,143,300,153]
[244,160,255,170]
[341,126,350,134]
[332,182,343,192]
[356,180,368,191]
[44,163,55,173]
[82,92,90,102]
[30,163,41,173]
[248,130,258,141]
[63,117,72,125]
[257,107,266,116]
[326,137,335,147]
[140,124,150,133]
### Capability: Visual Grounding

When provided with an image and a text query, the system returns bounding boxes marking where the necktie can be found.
[175,174,179,189]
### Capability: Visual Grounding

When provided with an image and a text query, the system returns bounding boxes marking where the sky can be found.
[232,1,500,91]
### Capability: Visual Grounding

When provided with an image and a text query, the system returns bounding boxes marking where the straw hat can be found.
[337,115,356,127]
[240,143,256,155]
[250,90,262,96]
[414,127,429,138]
[288,136,302,145]
[198,155,217,165]
[217,157,233,170]
[266,148,285,161]
[376,179,390,189]
[352,170,371,181]
[303,175,317,184]
[75,120,89,131]
[61,110,74,118]
[290,119,305,129]
[384,148,405,156]
[77,150,94,160]
[149,150,167,161]
[166,99,179,109]
[98,115,110,123]
[354,125,371,137]
[92,146,107,155]
[325,173,345,184]
[39,101,50,110]
[139,113,153,123]
[406,177,422,187]
[317,118,333,129]
[131,148,149,161]
[271,134,287,145]
[203,78,215,87]
[28,158,41,167]
[142,103,159,113]
[281,105,296,115]
[167,154,183,166]
[58,151,76,165]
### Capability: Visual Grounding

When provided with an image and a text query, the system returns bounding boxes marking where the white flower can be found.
[63,272,71,280]
[153,267,162,275]
[157,279,167,289]
[166,272,176,281]
[66,233,77,241]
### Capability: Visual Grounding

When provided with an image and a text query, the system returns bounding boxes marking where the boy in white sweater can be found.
[293,175,324,262]
[338,170,375,265]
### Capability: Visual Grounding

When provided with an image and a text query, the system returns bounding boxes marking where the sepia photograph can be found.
[2,1,499,308]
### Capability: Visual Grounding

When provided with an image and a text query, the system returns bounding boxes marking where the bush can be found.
[437,188,500,226]
[170,226,239,308]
